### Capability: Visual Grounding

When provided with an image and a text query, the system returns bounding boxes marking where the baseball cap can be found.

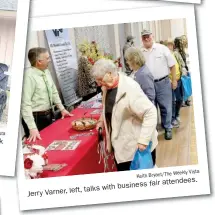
[141,29,152,36]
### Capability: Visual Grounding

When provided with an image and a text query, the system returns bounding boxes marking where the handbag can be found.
[130,141,153,170]
[181,75,192,101]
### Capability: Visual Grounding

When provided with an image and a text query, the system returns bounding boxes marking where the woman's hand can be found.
[137,143,148,151]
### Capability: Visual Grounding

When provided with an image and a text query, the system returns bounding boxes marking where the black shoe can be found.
[165,129,172,140]
[185,100,191,106]
[182,102,187,107]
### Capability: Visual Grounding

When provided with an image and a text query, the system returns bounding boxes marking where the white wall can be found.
[170,19,186,39]
[20,18,189,70]
[25,18,187,94]
[119,19,186,52]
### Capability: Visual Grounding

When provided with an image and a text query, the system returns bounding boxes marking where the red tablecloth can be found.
[32,107,116,178]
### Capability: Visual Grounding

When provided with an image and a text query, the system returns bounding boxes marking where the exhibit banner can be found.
[45,29,81,107]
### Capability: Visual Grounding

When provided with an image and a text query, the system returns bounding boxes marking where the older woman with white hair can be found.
[92,59,158,171]
[125,47,155,103]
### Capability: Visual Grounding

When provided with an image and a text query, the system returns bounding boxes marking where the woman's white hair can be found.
[91,59,117,79]
[125,47,145,67]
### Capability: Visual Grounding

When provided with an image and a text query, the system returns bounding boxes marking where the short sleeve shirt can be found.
[142,43,176,80]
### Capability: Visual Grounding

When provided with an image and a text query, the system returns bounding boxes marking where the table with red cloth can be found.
[32,104,117,178]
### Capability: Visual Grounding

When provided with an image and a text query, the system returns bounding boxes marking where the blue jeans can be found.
[154,77,172,129]
[172,79,183,121]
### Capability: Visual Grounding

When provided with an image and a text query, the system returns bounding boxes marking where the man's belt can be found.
[154,75,168,82]
[33,109,52,116]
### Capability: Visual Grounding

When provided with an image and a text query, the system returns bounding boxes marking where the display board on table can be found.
[45,29,82,107]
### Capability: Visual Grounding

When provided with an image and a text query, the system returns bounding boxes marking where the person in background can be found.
[124,46,155,103]
[124,46,157,166]
[93,59,158,171]
[141,29,177,140]
[21,47,72,142]
[181,34,191,106]
[123,35,135,75]
[166,38,186,127]
[181,35,189,72]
